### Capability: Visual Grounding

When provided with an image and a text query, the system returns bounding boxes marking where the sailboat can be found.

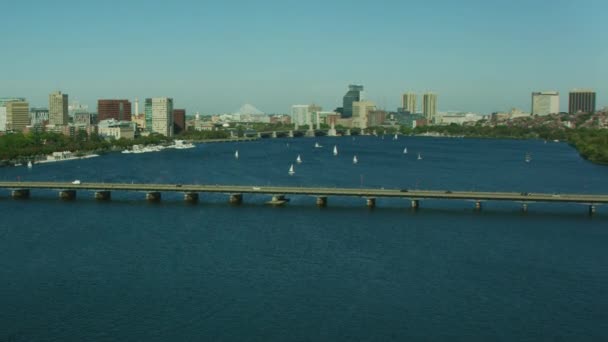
[394,134,398,140]
[315,142,322,148]
[353,155,358,164]
[234,150,239,159]
[525,152,532,163]
[27,161,33,169]
[288,164,295,175]
[417,153,422,160]
[333,145,338,156]
[296,155,302,164]
[403,147,408,154]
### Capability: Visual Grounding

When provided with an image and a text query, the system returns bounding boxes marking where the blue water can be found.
[1,136,607,341]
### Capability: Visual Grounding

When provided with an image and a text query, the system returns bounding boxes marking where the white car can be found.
[72,180,81,185]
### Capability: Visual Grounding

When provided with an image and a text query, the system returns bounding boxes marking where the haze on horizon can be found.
[2,0,607,115]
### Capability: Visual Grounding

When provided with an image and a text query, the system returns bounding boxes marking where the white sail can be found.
[403,147,407,154]
[353,155,358,164]
[394,134,398,140]
[288,164,295,175]
[333,145,338,156]
[417,153,422,160]
[296,155,302,163]
[235,150,239,159]
[27,161,32,168]
[315,142,322,148]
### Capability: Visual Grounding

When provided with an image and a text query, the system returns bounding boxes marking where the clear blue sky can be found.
[2,0,607,114]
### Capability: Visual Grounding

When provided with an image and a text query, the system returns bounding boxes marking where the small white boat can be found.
[288,164,295,175]
[417,153,422,160]
[403,147,407,154]
[296,155,302,164]
[353,155,358,164]
[27,161,33,168]
[315,142,322,148]
[333,145,338,156]
[234,150,239,159]
[525,152,531,163]
[394,134,398,140]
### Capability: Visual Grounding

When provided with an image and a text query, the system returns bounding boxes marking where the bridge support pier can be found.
[366,197,376,208]
[184,192,199,203]
[522,203,528,213]
[59,190,76,200]
[95,191,111,201]
[288,130,294,138]
[475,201,482,211]
[268,195,288,206]
[272,131,277,138]
[229,193,243,205]
[11,189,30,199]
[146,192,161,202]
[316,196,327,207]
[589,205,596,216]
[411,200,419,209]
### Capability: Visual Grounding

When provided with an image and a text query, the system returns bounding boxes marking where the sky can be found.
[2,0,607,115]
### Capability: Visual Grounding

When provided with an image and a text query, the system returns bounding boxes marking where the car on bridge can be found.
[72,180,81,185]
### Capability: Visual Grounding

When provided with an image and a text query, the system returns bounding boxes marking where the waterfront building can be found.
[531,91,559,116]
[173,109,186,135]
[401,92,417,114]
[342,84,364,118]
[291,105,311,127]
[367,109,387,127]
[422,93,437,123]
[6,101,30,132]
[49,91,68,126]
[0,98,27,132]
[352,100,376,129]
[98,119,135,140]
[98,99,132,121]
[436,112,483,125]
[569,89,596,114]
[145,97,174,137]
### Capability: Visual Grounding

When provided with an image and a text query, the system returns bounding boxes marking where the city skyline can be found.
[1,1,607,114]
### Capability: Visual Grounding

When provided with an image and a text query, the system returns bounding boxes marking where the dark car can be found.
[445,190,452,194]
[176,184,182,187]
[400,189,409,192]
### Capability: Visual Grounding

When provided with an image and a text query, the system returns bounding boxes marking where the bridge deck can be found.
[1,182,607,204]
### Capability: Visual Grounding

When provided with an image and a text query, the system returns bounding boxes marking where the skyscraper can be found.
[6,101,29,132]
[98,99,132,121]
[146,97,174,137]
[402,92,417,113]
[422,93,437,123]
[569,90,596,114]
[144,98,152,131]
[531,91,559,116]
[342,84,364,118]
[173,109,186,135]
[49,91,68,125]
[291,105,310,127]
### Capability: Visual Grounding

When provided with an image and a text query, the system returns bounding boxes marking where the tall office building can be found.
[49,91,68,125]
[146,97,174,137]
[569,90,596,114]
[402,92,417,113]
[98,99,132,121]
[6,101,29,132]
[422,93,437,123]
[172,109,186,135]
[30,108,49,126]
[352,100,376,129]
[342,84,364,118]
[531,91,559,116]
[291,105,310,127]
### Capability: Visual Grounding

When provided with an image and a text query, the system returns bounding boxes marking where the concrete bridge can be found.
[1,181,606,214]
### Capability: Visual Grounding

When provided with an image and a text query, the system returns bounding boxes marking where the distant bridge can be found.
[1,181,606,215]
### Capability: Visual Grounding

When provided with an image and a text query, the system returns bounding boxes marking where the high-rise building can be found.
[352,100,376,129]
[342,84,364,118]
[422,93,437,123]
[144,98,152,131]
[402,93,417,113]
[569,89,596,114]
[98,99,132,121]
[531,91,559,116]
[291,105,310,127]
[146,97,174,137]
[6,101,29,132]
[173,109,186,135]
[49,91,68,125]
[0,98,27,132]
